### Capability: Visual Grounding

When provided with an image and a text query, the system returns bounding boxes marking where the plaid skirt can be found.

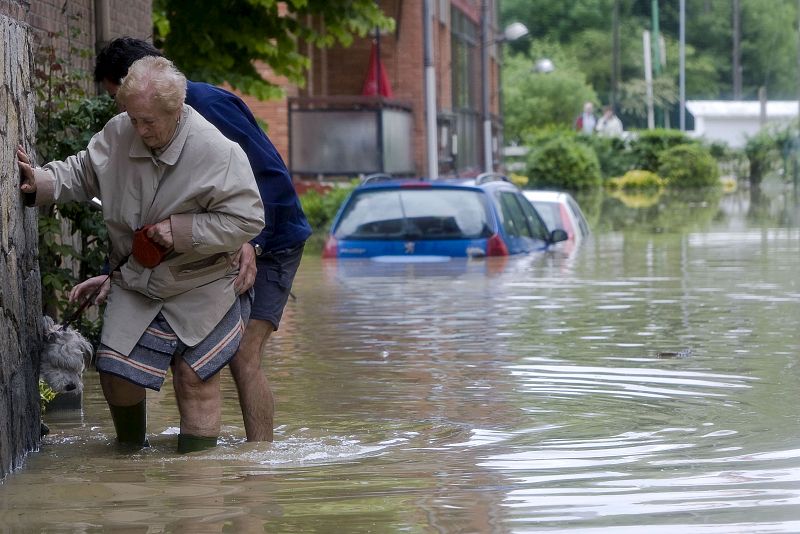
[96,294,248,391]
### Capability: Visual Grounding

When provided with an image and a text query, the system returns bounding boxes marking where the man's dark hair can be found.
[94,37,164,85]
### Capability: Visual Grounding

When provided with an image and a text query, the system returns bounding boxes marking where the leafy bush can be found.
[606,170,665,191]
[39,380,56,413]
[744,130,779,187]
[525,135,602,190]
[578,133,633,179]
[628,128,694,171]
[299,183,356,231]
[509,173,529,187]
[34,36,117,324]
[658,144,720,188]
[523,128,634,181]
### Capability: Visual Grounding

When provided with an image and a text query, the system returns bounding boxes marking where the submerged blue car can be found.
[322,173,567,260]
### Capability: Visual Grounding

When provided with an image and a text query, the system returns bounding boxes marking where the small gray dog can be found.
[40,316,94,394]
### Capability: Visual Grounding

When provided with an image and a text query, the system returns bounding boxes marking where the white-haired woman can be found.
[17,56,265,452]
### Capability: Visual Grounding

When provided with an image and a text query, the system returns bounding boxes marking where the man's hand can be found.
[69,275,111,306]
[17,145,36,194]
[232,243,257,295]
[146,219,174,249]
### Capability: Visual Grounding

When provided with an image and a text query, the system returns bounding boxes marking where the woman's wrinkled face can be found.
[124,94,180,150]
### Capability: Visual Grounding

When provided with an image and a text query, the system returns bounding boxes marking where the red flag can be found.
[361,41,393,98]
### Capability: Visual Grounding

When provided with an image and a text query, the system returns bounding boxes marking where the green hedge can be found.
[299,184,355,231]
[519,128,724,190]
[628,129,694,172]
[525,135,602,190]
[744,130,779,187]
[658,144,720,188]
[607,169,665,191]
[578,133,633,178]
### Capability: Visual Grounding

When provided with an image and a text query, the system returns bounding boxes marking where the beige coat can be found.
[33,105,265,356]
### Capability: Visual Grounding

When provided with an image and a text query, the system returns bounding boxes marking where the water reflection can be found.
[2,188,800,532]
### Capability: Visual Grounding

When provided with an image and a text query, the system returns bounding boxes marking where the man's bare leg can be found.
[229,319,275,442]
[172,358,222,451]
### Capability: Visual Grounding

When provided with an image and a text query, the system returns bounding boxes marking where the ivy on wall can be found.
[33,31,116,343]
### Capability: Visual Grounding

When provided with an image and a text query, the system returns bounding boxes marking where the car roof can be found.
[523,190,570,203]
[353,174,519,193]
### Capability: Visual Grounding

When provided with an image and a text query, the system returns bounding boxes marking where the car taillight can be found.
[321,236,338,258]
[486,233,509,256]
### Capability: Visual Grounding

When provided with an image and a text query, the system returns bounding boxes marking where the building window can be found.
[451,8,480,174]
[437,113,456,175]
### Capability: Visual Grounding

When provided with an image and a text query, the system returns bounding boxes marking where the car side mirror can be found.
[549,229,568,244]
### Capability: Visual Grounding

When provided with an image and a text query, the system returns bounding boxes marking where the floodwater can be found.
[2,186,800,533]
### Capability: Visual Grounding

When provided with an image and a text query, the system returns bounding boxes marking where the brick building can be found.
[1,0,152,75]
[239,0,504,180]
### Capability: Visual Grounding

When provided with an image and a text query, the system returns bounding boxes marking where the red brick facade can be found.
[235,63,299,163]
[242,0,501,179]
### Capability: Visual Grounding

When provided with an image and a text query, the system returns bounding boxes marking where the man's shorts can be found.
[251,242,305,329]
[95,298,244,391]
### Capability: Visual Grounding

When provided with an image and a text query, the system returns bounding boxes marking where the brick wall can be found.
[295,0,431,176]
[27,0,95,79]
[235,62,298,162]
[2,0,152,88]
[247,0,501,178]
[108,1,152,42]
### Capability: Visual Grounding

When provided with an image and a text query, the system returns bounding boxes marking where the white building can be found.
[686,100,799,148]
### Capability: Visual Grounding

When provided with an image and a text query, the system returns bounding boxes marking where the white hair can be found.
[117,56,187,113]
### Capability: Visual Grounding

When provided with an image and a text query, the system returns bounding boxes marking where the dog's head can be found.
[40,316,94,394]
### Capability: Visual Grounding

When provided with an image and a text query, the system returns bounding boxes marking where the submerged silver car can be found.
[522,190,590,243]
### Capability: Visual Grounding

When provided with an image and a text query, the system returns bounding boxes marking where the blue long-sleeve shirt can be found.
[186,81,311,252]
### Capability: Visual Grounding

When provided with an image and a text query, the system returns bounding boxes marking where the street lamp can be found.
[503,22,529,42]
[481,4,529,173]
[534,58,555,74]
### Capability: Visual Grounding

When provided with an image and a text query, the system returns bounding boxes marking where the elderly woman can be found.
[17,56,265,452]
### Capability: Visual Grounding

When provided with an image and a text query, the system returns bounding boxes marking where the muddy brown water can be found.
[2,188,800,532]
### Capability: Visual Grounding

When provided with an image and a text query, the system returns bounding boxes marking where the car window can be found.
[518,196,550,240]
[531,201,560,231]
[567,196,590,236]
[334,188,493,240]
[497,191,533,238]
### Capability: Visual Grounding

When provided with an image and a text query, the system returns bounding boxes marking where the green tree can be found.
[526,134,602,190]
[500,0,800,103]
[154,0,394,99]
[502,42,597,142]
[658,144,720,188]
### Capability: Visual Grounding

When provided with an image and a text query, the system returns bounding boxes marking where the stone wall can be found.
[0,14,44,480]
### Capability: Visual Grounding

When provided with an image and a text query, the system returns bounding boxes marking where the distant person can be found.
[595,105,624,136]
[575,101,596,134]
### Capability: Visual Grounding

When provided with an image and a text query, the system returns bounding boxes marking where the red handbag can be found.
[132,225,169,268]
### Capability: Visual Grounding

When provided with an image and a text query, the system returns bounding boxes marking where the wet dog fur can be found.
[40,316,94,395]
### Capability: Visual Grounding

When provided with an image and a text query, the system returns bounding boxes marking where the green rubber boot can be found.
[177,433,218,454]
[108,400,148,447]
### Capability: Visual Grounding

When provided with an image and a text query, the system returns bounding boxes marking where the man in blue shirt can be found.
[71,37,311,443]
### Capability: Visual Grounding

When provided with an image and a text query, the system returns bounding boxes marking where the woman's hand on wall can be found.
[16,145,36,194]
